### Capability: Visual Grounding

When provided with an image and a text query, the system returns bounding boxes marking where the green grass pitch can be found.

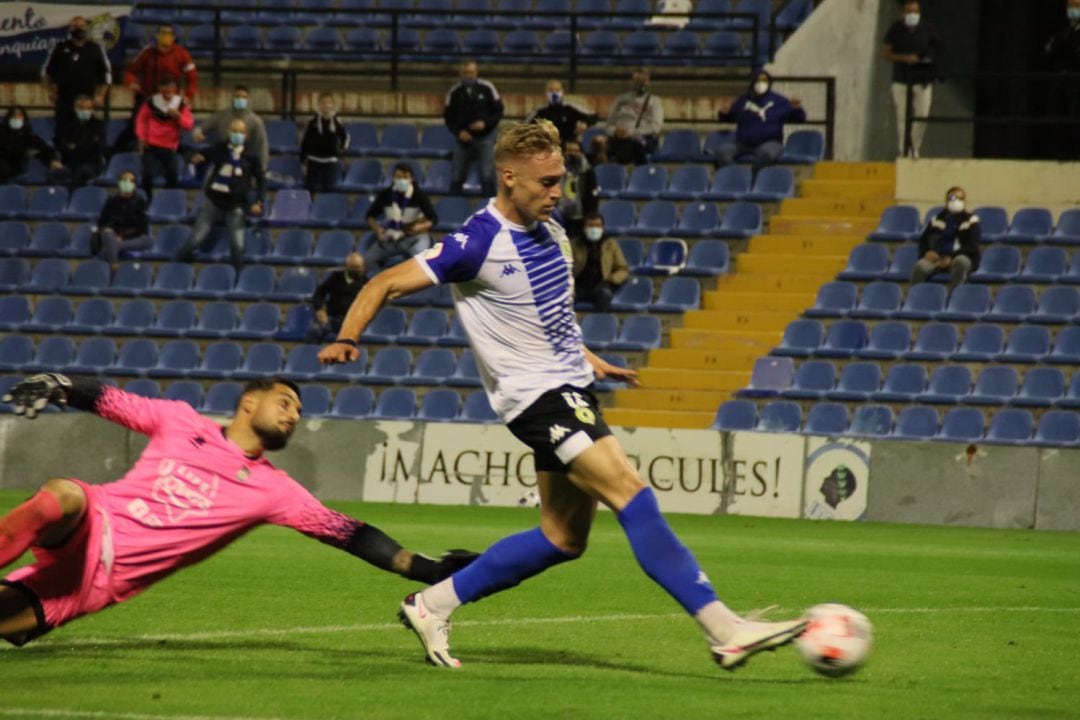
[1,490,1078,720]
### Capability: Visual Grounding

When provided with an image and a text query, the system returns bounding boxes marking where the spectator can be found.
[524,80,596,144]
[571,213,629,311]
[597,68,663,165]
[194,86,270,171]
[0,107,55,184]
[135,76,194,200]
[300,93,349,194]
[444,60,503,198]
[883,0,943,158]
[114,24,198,153]
[364,162,439,272]
[176,119,265,270]
[48,94,106,189]
[93,170,151,271]
[305,253,368,343]
[558,139,598,240]
[713,70,805,171]
[41,16,111,145]
[912,186,980,291]
[1044,0,1080,159]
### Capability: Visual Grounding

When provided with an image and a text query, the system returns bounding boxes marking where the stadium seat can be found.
[937,407,984,442]
[827,362,881,402]
[868,205,921,243]
[581,29,621,61]
[637,238,688,275]
[188,302,238,339]
[461,390,498,422]
[190,341,244,380]
[361,307,407,344]
[65,259,110,296]
[675,202,720,237]
[96,153,142,187]
[837,244,888,281]
[953,323,1005,362]
[403,348,456,385]
[600,200,635,234]
[446,349,482,387]
[111,298,156,336]
[25,223,70,257]
[107,338,159,377]
[149,339,200,378]
[1012,367,1066,408]
[857,320,911,360]
[26,186,69,220]
[330,386,375,419]
[882,243,920,282]
[970,245,1020,282]
[984,285,1037,323]
[616,237,645,269]
[0,221,30,256]
[266,230,314,265]
[311,230,355,266]
[1052,208,1080,245]
[651,130,701,163]
[850,281,902,319]
[938,284,990,321]
[756,400,802,433]
[399,308,450,345]
[711,399,757,431]
[23,296,73,333]
[378,123,420,157]
[434,197,471,232]
[296,384,331,418]
[683,239,729,275]
[281,345,327,382]
[189,264,237,300]
[0,335,33,372]
[847,405,893,437]
[1047,326,1080,365]
[777,130,825,164]
[803,402,849,436]
[124,378,161,399]
[19,258,68,294]
[67,297,112,333]
[1033,286,1080,324]
[202,382,243,414]
[805,282,856,318]
[343,27,382,57]
[107,262,152,297]
[581,313,618,350]
[894,283,947,320]
[0,295,30,331]
[702,165,750,201]
[609,277,653,312]
[985,409,1034,445]
[651,276,700,312]
[972,206,1008,242]
[417,126,456,159]
[739,356,794,398]
[1062,374,1080,409]
[999,324,1051,363]
[661,30,700,59]
[308,193,350,229]
[1006,207,1053,244]
[627,200,677,236]
[713,202,762,238]
[304,25,342,54]
[1034,410,1080,446]
[228,265,276,302]
[236,342,285,380]
[661,166,709,200]
[266,190,311,227]
[609,314,662,350]
[153,300,197,337]
[701,31,745,62]
[774,319,824,357]
[373,387,417,419]
[66,337,116,373]
[1020,246,1068,283]
[872,363,926,403]
[437,314,470,347]
[744,167,794,201]
[147,225,191,261]
[815,320,868,358]
[904,323,958,361]
[233,303,281,340]
[0,185,28,219]
[148,188,188,223]
[594,164,628,198]
[416,389,461,421]
[340,159,384,191]
[623,164,668,200]
[366,347,412,384]
[889,405,941,440]
[783,359,836,400]
[968,366,1018,406]
[922,365,972,404]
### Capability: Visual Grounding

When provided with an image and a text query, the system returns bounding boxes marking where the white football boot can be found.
[711,618,808,671]
[398,592,461,668]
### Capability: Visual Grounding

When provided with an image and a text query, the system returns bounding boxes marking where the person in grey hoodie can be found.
[193,85,269,170]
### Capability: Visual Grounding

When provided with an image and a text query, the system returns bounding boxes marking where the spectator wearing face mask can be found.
[300,93,349,194]
[41,16,111,144]
[0,107,55,184]
[444,60,504,198]
[176,119,265,270]
[558,139,598,240]
[713,70,805,171]
[597,68,663,166]
[193,86,269,171]
[135,76,194,200]
[883,0,944,158]
[1044,0,1080,159]
[48,94,107,189]
[912,186,980,290]
[524,80,597,145]
[305,253,368,343]
[572,213,629,312]
[364,163,439,272]
[94,170,151,270]
[114,24,197,153]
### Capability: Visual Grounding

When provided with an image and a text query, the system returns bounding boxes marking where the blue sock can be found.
[617,487,718,615]
[452,527,578,604]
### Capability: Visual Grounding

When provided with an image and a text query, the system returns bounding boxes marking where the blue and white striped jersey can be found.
[416,200,594,422]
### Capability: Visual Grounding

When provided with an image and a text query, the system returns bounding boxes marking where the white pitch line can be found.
[0,710,294,720]
[13,606,1080,649]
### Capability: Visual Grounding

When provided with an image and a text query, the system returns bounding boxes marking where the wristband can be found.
[333,338,358,348]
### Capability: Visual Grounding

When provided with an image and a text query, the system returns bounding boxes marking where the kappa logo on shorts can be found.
[549,424,570,444]
[500,263,520,277]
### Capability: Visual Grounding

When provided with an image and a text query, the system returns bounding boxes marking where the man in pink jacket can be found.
[135,75,194,200]
[0,375,477,646]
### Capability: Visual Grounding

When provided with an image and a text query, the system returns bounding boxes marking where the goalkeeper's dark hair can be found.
[236,377,301,409]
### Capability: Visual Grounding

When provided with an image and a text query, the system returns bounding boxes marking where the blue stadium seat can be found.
[1012,367,1065,408]
[107,262,152,297]
[366,347,412,384]
[416,388,461,421]
[340,159,384,191]
[281,345,327,382]
[651,276,700,312]
[148,188,188,223]
[0,335,33,372]
[542,29,575,55]
[20,258,68,294]
[701,31,745,62]
[394,284,444,308]
[856,321,911,360]
[330,386,376,419]
[985,409,1034,445]
[271,304,311,343]
[434,197,471,231]
[739,356,794,398]
[651,130,701,163]
[702,165,751,201]
[403,348,456,385]
[1047,326,1080,364]
[984,285,1036,323]
[1033,286,1080,324]
[827,362,881,402]
[417,125,456,159]
[1062,374,1080,409]
[296,384,331,418]
[581,313,618,350]
[148,225,192,261]
[661,166,709,200]
[594,164,627,198]
[67,297,112,333]
[266,156,304,190]
[609,314,662,350]
[893,282,946,320]
[399,308,449,345]
[815,320,867,358]
[235,342,285,379]
[627,200,677,236]
[623,164,668,200]
[777,130,825,164]
[110,298,155,336]
[905,322,958,361]
[25,223,71,257]
[1020,246,1068,283]
[744,167,794,201]
[661,30,700,59]
[999,324,1051,363]
[0,295,29,332]
[264,119,299,154]
[973,206,1008,242]
[266,229,314,264]
[868,205,921,242]
[1034,410,1080,446]
[1063,250,1080,285]
[756,400,802,433]
[308,193,349,229]
[373,387,417,419]
[446,349,482,387]
[850,281,902,319]
[937,408,984,442]
[971,245,1021,282]
[188,302,238,339]
[802,402,849,436]
[66,337,116,373]
[462,28,500,56]
[804,281,856,319]
[711,399,757,431]
[968,366,1018,406]
[953,323,1005,362]
[149,339,200,378]
[65,260,109,296]
[1006,207,1053,244]
[202,382,243,414]
[609,277,653,311]
[343,27,382,57]
[938,283,990,321]
[265,25,302,52]
[0,221,30,256]
[881,242,919,282]
[124,378,161,399]
[1052,208,1080,245]
[233,303,281,340]
[458,390,495,422]
[108,338,159,377]
[66,224,98,259]
[872,363,926,403]
[228,265,276,302]
[581,29,621,61]
[922,365,972,404]
[189,264,236,300]
[837,244,888,281]
[362,307,407,343]
[773,319,824,357]
[0,185,27,219]
[23,296,73,333]
[617,237,645,269]
[637,238,688,275]
[378,123,420,157]
[892,406,938,440]
[266,190,311,227]
[96,153,141,186]
[847,405,893,437]
[437,314,470,347]
[311,230,355,266]
[600,200,635,234]
[190,341,244,380]
[61,186,104,221]
[713,202,762,238]
[683,239,729,275]
[417,160,452,195]
[675,202,720,237]
[304,25,342,54]
[783,359,835,400]
[153,300,197,337]
[224,25,261,54]
[26,186,69,220]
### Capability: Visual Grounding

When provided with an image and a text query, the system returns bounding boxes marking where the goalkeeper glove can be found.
[2,373,72,419]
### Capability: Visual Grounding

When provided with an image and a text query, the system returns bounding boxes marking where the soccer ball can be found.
[517,490,541,508]
[795,603,873,678]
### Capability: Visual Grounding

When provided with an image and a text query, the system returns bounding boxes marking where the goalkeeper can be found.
[0,374,477,646]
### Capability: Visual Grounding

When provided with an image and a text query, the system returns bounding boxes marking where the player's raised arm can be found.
[2,372,174,434]
[317,258,435,365]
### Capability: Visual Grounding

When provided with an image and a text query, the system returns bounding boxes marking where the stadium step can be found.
[612,387,732,412]
[714,273,835,293]
[779,197,894,218]
[768,215,880,236]
[668,327,780,352]
[702,290,815,313]
[799,179,894,201]
[682,309,795,332]
[603,408,717,429]
[747,234,862,256]
[811,161,896,182]
[648,348,766,371]
[637,367,750,391]
[735,254,848,275]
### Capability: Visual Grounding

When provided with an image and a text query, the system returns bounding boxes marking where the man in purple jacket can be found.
[713,70,805,171]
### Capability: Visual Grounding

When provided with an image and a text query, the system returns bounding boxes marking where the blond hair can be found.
[494,121,562,167]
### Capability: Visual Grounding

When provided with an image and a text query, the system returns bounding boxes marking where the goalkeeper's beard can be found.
[252,420,294,451]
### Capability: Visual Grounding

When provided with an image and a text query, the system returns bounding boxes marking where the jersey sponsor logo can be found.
[500,263,520,277]
[561,391,596,425]
[148,458,220,525]
[452,232,469,248]
[549,424,570,445]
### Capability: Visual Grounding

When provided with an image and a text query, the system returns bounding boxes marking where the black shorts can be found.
[507,385,613,472]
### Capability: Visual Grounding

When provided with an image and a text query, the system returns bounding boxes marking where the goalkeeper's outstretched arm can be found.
[2,373,105,419]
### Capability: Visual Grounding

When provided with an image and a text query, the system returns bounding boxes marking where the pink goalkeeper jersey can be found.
[87,387,358,601]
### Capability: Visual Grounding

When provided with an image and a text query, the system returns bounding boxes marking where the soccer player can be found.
[0,375,477,646]
[318,121,807,671]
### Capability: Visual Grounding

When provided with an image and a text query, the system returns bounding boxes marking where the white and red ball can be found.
[796,603,873,678]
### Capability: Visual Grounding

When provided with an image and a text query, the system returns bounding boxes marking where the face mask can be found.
[70,27,87,40]
[584,227,603,242]
[904,12,920,27]
[548,91,563,105]
[8,118,23,130]
[320,108,335,119]
[392,178,411,193]
[947,199,965,214]
[346,269,363,280]
[636,84,648,95]
[233,97,248,111]
[229,132,245,146]
[753,81,769,95]
[1069,7,1080,21]
[462,78,477,86]
[118,179,135,194]
[76,109,92,121]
